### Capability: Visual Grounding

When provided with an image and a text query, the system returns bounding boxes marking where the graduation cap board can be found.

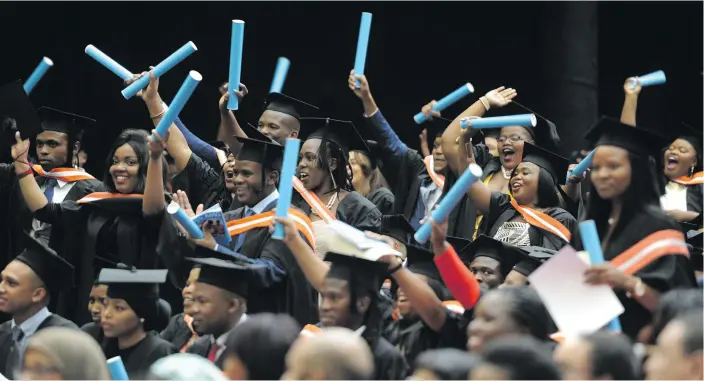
[585,116,669,157]
[351,139,382,170]
[0,80,43,139]
[493,101,561,153]
[15,232,74,296]
[511,246,556,277]
[242,122,276,144]
[324,252,390,295]
[381,214,416,247]
[98,268,167,301]
[37,106,96,139]
[521,141,570,185]
[262,92,319,121]
[299,117,369,154]
[185,256,265,299]
[405,244,442,283]
[235,135,284,168]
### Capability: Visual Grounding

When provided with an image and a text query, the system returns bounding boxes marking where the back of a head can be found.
[414,348,480,380]
[649,288,704,344]
[294,327,374,380]
[225,313,300,380]
[500,286,553,342]
[478,337,560,380]
[27,327,111,380]
[149,353,228,381]
[674,311,703,355]
[583,332,637,380]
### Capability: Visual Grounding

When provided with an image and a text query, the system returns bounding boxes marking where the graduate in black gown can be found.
[0,233,77,378]
[98,268,176,379]
[574,117,697,339]
[160,265,200,352]
[349,140,395,215]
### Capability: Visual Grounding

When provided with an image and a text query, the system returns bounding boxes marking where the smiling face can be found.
[590,146,632,201]
[258,110,299,145]
[663,138,698,179]
[396,273,430,318]
[182,267,201,315]
[432,137,446,173]
[100,298,142,339]
[497,127,534,170]
[222,154,236,193]
[232,160,266,206]
[298,138,335,191]
[466,291,524,353]
[109,143,141,194]
[509,162,540,205]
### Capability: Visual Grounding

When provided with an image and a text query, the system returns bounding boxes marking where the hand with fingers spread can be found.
[348,70,372,100]
[148,129,169,159]
[430,219,449,255]
[173,190,198,218]
[11,132,31,173]
[482,86,518,110]
[421,100,441,120]
[623,77,642,97]
[219,82,248,113]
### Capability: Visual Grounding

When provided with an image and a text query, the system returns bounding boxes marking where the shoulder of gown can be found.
[338,191,383,233]
[372,336,410,380]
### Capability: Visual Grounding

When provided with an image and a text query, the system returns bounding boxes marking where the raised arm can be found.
[217,82,247,154]
[620,78,642,127]
[431,221,481,310]
[143,130,167,216]
[12,133,48,212]
[274,216,329,292]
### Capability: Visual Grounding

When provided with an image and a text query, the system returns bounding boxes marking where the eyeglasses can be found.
[497,135,532,144]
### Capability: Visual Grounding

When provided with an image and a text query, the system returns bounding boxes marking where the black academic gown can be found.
[572,205,697,339]
[81,321,104,343]
[0,314,78,378]
[224,202,318,327]
[186,335,227,369]
[32,196,182,326]
[366,187,395,216]
[293,190,383,233]
[103,332,176,379]
[482,192,577,251]
[160,313,195,351]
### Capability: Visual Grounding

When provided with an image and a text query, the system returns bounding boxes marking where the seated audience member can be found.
[411,348,480,380]
[645,311,703,381]
[470,337,561,380]
[553,331,638,380]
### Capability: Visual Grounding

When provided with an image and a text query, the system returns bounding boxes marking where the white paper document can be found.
[528,246,624,337]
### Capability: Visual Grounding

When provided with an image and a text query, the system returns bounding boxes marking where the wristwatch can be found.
[626,277,645,298]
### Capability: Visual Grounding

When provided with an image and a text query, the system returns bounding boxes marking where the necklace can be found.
[501,166,512,179]
[312,191,338,217]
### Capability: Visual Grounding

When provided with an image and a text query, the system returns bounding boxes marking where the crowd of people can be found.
[0,39,700,381]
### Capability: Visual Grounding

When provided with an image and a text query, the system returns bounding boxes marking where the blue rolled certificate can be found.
[627,70,666,89]
[273,138,302,240]
[461,113,536,130]
[414,164,483,244]
[23,57,53,94]
[566,149,595,183]
[228,20,245,110]
[167,202,204,239]
[85,45,133,81]
[153,71,202,139]
[353,12,373,88]
[121,41,198,99]
[414,83,474,124]
[269,57,290,94]
[107,356,130,380]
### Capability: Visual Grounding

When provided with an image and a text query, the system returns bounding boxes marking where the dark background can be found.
[0,1,701,176]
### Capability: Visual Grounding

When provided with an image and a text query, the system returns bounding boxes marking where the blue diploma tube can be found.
[414,83,475,124]
[566,149,595,183]
[228,20,246,110]
[167,202,204,239]
[269,57,290,94]
[627,70,666,89]
[85,45,133,81]
[273,138,302,240]
[353,12,373,88]
[121,41,198,99]
[414,164,483,244]
[579,220,623,333]
[461,113,537,130]
[107,356,130,380]
[23,57,53,94]
[153,71,202,139]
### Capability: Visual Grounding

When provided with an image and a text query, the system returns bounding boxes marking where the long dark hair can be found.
[102,129,168,194]
[584,151,661,241]
[315,138,353,192]
[350,151,389,194]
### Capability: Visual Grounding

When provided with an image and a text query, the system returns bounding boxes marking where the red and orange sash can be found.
[391,300,464,322]
[77,192,143,204]
[510,198,572,242]
[292,176,336,223]
[672,171,704,186]
[299,324,323,338]
[226,207,316,249]
[32,165,96,183]
[550,229,688,343]
[180,314,198,353]
[424,155,445,189]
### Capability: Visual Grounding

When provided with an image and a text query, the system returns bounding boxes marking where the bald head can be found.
[283,327,374,380]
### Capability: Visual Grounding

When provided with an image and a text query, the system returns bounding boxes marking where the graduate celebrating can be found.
[160,265,201,352]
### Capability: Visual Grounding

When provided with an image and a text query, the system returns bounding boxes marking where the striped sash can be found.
[32,165,96,182]
[226,208,316,249]
[180,314,198,353]
[672,172,704,185]
[391,300,465,322]
[510,198,571,242]
[292,176,336,223]
[77,192,143,204]
[424,155,445,189]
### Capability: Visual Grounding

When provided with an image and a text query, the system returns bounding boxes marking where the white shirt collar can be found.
[214,313,249,346]
[56,180,69,188]
[245,190,279,215]
[11,307,51,336]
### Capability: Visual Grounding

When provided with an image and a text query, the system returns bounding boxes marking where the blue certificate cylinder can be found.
[414,164,483,244]
[273,138,302,240]
[579,220,623,333]
[153,71,202,139]
[353,12,373,88]
[228,20,246,110]
[121,41,198,99]
[23,57,53,94]
[167,202,204,239]
[566,149,595,183]
[107,356,130,380]
[627,70,666,89]
[461,113,537,130]
[414,83,475,124]
[269,57,290,94]
[85,45,133,81]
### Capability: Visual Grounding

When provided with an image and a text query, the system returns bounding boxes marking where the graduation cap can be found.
[241,122,276,144]
[446,236,472,262]
[299,117,368,154]
[98,268,167,301]
[457,235,528,277]
[495,101,561,152]
[185,256,264,299]
[15,232,74,296]
[324,252,389,296]
[521,141,570,185]
[262,92,319,121]
[585,116,669,157]
[511,246,556,277]
[234,136,284,169]
[352,140,383,170]
[406,244,442,283]
[425,116,452,142]
[670,122,702,169]
[381,214,416,246]
[0,80,43,139]
[37,106,95,140]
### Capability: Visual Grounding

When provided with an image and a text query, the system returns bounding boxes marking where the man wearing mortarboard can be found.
[0,233,77,378]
